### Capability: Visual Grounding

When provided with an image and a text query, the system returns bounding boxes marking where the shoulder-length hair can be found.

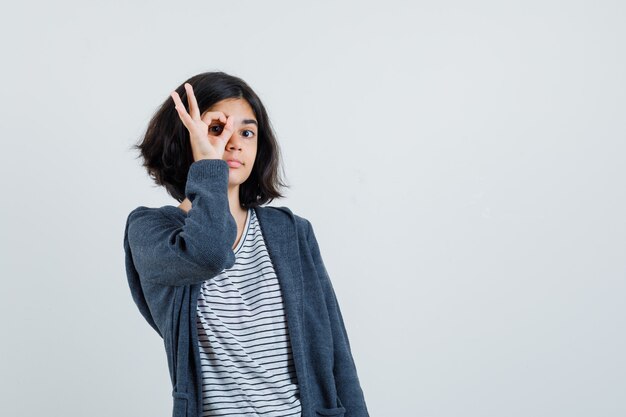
[131,71,288,208]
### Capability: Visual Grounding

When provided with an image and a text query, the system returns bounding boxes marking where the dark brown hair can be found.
[131,71,288,208]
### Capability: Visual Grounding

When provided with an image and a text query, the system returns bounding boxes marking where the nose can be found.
[225,131,242,150]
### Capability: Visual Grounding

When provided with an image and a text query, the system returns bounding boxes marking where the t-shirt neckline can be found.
[234,208,251,255]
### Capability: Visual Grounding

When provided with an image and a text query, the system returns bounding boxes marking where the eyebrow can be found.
[242,119,258,127]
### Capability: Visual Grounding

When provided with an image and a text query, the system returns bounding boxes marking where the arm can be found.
[126,158,237,286]
[305,220,370,416]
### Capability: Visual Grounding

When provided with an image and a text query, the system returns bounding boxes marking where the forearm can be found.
[126,159,237,286]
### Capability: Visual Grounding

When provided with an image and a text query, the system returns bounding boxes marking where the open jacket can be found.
[123,158,370,417]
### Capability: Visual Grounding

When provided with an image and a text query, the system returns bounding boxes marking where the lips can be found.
[226,159,242,168]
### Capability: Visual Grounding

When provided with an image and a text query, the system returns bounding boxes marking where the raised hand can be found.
[171,83,235,162]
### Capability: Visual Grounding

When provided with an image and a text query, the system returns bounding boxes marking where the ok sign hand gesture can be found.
[171,82,235,162]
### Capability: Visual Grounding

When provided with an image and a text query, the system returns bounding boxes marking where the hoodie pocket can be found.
[172,390,190,417]
[315,406,346,416]
[169,286,181,386]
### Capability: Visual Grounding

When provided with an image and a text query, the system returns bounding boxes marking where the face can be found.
[203,98,258,188]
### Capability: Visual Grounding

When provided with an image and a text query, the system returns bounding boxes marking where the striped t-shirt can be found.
[196,207,302,417]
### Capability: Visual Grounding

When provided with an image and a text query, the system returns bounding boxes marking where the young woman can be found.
[123,71,369,417]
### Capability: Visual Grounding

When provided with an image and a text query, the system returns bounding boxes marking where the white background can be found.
[1,1,625,416]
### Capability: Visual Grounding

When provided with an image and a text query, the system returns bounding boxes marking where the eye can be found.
[209,124,223,134]
[242,129,256,138]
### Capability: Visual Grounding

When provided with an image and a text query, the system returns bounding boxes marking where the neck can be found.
[228,184,247,219]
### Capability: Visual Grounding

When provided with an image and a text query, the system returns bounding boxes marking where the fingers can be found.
[200,111,227,126]
[184,83,200,120]
[171,91,193,130]
[170,83,201,125]
[170,87,232,142]
[217,115,235,141]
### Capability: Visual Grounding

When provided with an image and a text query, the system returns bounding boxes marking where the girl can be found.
[123,71,369,417]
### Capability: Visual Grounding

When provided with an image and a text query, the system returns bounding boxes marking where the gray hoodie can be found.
[123,158,370,417]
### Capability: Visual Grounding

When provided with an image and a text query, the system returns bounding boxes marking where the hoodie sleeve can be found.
[305,219,370,417]
[126,158,238,287]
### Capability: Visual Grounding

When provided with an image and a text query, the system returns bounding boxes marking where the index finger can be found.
[200,111,227,125]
